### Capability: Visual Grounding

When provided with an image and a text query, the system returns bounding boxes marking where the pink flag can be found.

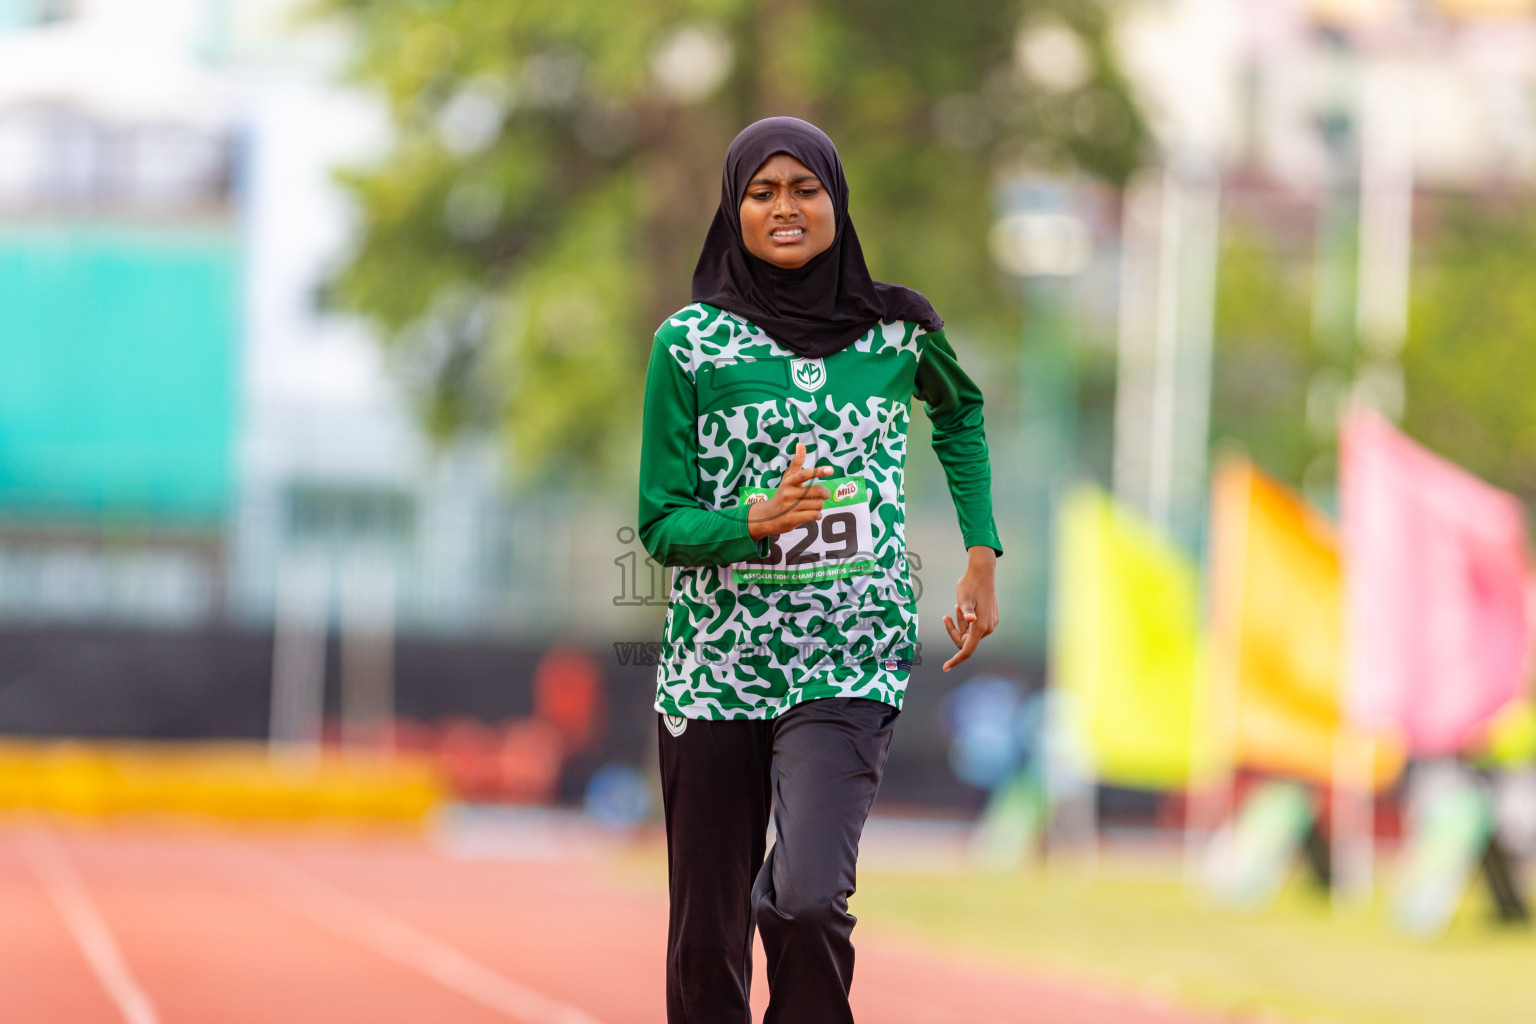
[1342,408,1535,755]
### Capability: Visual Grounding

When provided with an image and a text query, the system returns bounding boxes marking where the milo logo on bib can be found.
[733,475,876,585]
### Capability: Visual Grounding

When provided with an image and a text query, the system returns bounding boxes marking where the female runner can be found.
[638,115,1002,1024]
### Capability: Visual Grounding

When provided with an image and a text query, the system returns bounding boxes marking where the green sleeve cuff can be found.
[964,529,1004,558]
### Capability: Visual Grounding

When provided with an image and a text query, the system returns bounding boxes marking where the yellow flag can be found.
[1477,698,1536,769]
[1209,460,1403,788]
[1053,486,1210,788]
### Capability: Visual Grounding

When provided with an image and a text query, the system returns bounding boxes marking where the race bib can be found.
[733,475,876,585]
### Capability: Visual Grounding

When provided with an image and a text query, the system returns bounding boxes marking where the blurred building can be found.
[0,0,239,627]
[1117,0,1536,188]
[0,0,569,640]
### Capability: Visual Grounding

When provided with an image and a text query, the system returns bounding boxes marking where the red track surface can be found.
[0,819,1218,1024]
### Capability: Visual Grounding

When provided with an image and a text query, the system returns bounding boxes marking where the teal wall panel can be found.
[0,224,238,524]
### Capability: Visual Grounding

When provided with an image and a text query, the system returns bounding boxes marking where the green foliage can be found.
[851,860,1536,1024]
[1210,218,1329,489]
[321,0,1148,482]
[1209,192,1536,516]
[496,178,642,467]
[1403,197,1536,508]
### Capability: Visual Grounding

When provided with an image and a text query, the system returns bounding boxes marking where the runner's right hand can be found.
[747,442,832,541]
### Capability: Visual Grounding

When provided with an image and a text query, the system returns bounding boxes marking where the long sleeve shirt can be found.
[638,302,1001,719]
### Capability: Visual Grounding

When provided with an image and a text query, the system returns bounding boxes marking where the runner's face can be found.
[738,153,835,270]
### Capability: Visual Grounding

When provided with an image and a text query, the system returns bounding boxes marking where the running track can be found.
[0,819,1222,1024]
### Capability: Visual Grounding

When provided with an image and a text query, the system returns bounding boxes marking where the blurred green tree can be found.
[1210,214,1331,491]
[319,0,1146,483]
[1209,192,1536,519]
[1403,196,1536,510]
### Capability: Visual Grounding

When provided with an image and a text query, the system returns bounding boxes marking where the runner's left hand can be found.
[942,546,999,672]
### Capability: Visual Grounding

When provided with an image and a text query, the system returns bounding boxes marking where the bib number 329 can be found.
[733,475,876,585]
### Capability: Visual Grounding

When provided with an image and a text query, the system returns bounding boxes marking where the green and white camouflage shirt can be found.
[638,302,1001,720]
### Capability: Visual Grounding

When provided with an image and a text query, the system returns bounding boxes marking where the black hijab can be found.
[690,116,942,359]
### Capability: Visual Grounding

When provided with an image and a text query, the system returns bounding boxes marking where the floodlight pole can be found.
[1332,28,1417,917]
[1113,157,1223,879]
[993,176,1088,863]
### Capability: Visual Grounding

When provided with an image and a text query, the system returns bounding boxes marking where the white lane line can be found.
[221,842,604,1024]
[20,829,162,1024]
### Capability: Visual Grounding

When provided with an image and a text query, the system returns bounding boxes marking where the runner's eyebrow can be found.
[748,175,822,188]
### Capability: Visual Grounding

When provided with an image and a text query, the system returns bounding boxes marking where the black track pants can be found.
[658,696,898,1024]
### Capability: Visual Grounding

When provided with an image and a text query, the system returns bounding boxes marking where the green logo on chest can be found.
[791,358,826,392]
